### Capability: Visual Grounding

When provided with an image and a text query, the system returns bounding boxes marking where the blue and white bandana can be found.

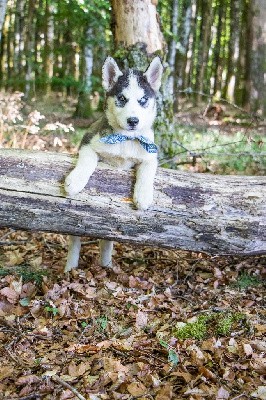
[99,133,158,153]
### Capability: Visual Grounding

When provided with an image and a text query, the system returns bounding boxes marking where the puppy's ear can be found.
[144,56,163,92]
[102,57,123,91]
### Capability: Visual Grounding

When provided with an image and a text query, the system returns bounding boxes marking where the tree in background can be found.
[74,0,111,117]
[0,0,7,42]
[250,0,266,115]
[0,0,265,116]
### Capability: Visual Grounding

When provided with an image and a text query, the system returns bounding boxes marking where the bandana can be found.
[99,134,158,154]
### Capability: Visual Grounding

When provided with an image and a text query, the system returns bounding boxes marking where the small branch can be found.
[0,240,28,246]
[13,394,41,400]
[52,375,86,400]
[231,394,248,400]
[0,228,15,241]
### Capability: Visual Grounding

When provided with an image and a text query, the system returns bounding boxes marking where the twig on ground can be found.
[52,375,86,400]
[0,228,15,241]
[12,394,41,400]
[231,394,248,400]
[0,240,28,246]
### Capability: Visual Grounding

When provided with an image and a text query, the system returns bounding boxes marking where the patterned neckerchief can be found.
[99,133,158,153]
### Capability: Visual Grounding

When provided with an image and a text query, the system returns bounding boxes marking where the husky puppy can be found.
[64,56,163,272]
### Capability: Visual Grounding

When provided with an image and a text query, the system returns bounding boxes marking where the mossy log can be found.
[0,148,265,256]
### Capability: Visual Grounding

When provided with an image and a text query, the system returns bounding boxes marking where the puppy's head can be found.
[102,57,163,133]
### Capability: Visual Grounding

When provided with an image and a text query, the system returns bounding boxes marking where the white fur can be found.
[106,75,157,133]
[65,145,98,196]
[102,56,123,91]
[99,240,113,267]
[64,57,163,272]
[65,236,81,272]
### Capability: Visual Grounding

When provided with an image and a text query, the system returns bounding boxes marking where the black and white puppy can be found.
[64,56,163,271]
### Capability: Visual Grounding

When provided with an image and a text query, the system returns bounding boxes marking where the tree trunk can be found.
[112,0,164,56]
[74,26,94,118]
[167,0,179,98]
[43,0,54,95]
[223,0,240,102]
[250,0,266,115]
[183,0,197,91]
[24,0,36,98]
[111,0,172,139]
[196,0,213,101]
[0,0,7,42]
[0,148,265,256]
[180,1,193,91]
[13,0,24,80]
[212,0,224,97]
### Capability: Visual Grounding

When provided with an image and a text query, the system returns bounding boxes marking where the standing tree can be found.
[0,0,7,42]
[74,0,111,117]
[250,0,266,115]
[167,0,179,99]
[111,0,174,133]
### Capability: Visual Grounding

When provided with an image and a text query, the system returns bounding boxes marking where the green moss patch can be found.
[174,311,248,340]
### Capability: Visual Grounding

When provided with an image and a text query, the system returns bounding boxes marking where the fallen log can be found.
[0,148,265,256]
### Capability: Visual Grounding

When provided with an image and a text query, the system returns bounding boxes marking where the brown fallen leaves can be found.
[0,229,265,399]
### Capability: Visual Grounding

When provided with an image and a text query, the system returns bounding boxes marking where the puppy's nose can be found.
[127,117,139,128]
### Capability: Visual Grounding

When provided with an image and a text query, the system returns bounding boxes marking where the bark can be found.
[24,0,36,98]
[212,1,224,96]
[183,0,197,90]
[196,0,213,101]
[43,0,54,94]
[0,148,265,256]
[250,0,266,115]
[167,0,179,97]
[13,0,24,77]
[0,0,7,42]
[223,0,240,102]
[111,0,164,55]
[74,27,94,118]
[180,1,193,90]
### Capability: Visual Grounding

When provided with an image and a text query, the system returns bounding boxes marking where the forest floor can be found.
[0,95,265,399]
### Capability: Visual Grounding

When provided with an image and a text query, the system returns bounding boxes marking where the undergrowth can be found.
[0,264,48,286]
[174,311,249,340]
[158,124,265,175]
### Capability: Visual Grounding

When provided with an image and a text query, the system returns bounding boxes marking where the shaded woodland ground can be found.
[0,95,265,399]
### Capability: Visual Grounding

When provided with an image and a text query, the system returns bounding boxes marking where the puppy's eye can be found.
[138,96,148,106]
[117,95,127,103]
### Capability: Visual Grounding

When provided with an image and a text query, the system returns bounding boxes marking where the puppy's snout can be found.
[127,117,139,128]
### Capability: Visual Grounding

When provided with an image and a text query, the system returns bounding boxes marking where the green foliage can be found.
[175,316,209,340]
[0,265,48,286]
[174,311,248,340]
[96,315,108,332]
[159,339,179,366]
[234,273,262,290]
[19,298,31,307]
[158,124,265,175]
[45,305,60,317]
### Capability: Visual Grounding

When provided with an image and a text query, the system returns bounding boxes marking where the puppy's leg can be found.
[65,145,98,196]
[65,235,81,272]
[133,159,157,210]
[99,239,113,267]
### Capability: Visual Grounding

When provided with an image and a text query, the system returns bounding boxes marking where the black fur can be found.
[108,69,155,100]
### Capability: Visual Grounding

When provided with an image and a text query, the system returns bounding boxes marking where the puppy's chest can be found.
[91,135,155,169]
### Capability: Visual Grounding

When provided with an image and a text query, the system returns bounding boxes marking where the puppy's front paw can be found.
[65,169,88,196]
[133,186,153,210]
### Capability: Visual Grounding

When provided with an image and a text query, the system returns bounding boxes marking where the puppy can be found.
[64,56,163,271]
